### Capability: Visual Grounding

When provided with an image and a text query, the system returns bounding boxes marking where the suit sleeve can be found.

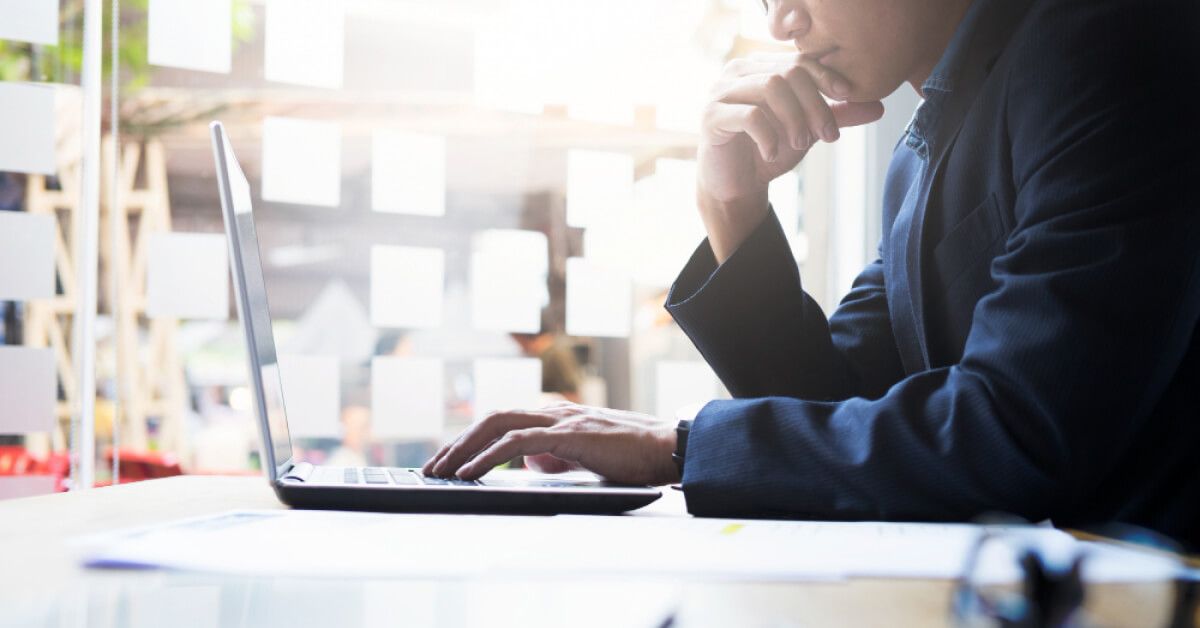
[673,1,1200,522]
[666,208,905,402]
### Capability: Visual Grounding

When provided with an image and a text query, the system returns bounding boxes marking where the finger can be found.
[793,56,852,101]
[456,428,558,480]
[524,453,578,474]
[704,102,782,162]
[421,438,457,475]
[716,74,812,151]
[724,52,806,77]
[781,66,839,143]
[723,53,852,102]
[431,411,554,478]
[831,100,885,128]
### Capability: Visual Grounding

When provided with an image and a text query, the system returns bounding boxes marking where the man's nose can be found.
[767,2,812,42]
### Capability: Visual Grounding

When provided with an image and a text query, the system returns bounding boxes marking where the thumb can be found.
[832,101,885,129]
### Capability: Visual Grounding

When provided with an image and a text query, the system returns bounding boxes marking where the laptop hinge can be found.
[280,461,314,483]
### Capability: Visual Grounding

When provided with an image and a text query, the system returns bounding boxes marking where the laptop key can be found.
[387,469,422,485]
[418,474,479,487]
[343,468,359,484]
[361,468,389,484]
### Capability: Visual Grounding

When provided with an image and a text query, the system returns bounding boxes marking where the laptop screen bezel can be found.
[210,121,296,482]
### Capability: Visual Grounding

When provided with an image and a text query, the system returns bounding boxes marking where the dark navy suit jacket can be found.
[666,0,1200,548]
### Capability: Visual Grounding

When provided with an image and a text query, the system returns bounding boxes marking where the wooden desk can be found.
[0,476,1179,627]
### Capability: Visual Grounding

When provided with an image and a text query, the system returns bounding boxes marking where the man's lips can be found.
[800,46,838,65]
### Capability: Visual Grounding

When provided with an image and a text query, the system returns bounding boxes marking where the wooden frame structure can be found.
[23,136,187,468]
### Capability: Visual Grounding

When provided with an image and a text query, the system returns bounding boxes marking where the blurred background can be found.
[0,0,919,492]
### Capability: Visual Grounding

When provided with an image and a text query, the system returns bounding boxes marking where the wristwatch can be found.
[672,418,693,476]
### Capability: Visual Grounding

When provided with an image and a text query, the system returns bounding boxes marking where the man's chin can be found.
[844,79,910,104]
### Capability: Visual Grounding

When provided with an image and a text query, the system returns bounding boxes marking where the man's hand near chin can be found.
[421,402,681,486]
[698,52,884,263]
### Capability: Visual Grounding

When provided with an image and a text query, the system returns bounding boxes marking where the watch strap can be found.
[672,419,693,475]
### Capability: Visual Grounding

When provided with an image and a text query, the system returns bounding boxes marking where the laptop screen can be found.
[214,125,296,478]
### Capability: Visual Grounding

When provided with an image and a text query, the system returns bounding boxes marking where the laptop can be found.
[210,121,661,514]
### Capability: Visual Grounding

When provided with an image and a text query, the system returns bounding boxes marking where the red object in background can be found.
[0,447,185,490]
[101,448,183,485]
[0,446,38,475]
[0,446,69,492]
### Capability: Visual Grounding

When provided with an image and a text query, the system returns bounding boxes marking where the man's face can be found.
[763,0,944,101]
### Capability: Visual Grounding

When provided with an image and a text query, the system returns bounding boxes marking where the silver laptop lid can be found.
[210,121,296,482]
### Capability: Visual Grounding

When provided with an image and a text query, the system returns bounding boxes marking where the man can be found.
[425,0,1200,548]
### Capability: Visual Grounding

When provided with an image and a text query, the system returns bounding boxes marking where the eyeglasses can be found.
[951,521,1199,628]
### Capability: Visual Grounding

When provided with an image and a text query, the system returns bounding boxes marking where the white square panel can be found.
[0,476,56,500]
[370,246,444,329]
[565,257,632,338]
[371,357,444,439]
[0,212,55,300]
[260,117,342,208]
[0,82,56,175]
[470,230,548,334]
[0,0,58,45]
[0,346,56,434]
[472,358,542,422]
[566,150,634,228]
[264,0,344,89]
[145,232,229,320]
[567,103,636,127]
[277,354,340,439]
[148,0,231,73]
[654,360,720,421]
[372,131,446,216]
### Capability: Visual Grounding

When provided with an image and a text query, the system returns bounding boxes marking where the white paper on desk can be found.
[264,0,344,89]
[0,346,57,434]
[81,510,518,578]
[79,507,1180,584]
[0,211,55,301]
[127,584,221,628]
[77,508,843,581]
[696,519,1181,584]
[148,0,231,73]
[0,0,58,45]
[261,117,342,208]
[0,82,57,175]
[145,232,229,320]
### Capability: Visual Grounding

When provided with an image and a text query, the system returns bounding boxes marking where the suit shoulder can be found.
[1000,0,1199,142]
[1005,0,1200,89]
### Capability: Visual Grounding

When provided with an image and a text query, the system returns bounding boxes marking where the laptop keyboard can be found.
[318,466,606,489]
[332,467,480,487]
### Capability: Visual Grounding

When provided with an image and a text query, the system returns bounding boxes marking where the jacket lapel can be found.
[894,0,1037,372]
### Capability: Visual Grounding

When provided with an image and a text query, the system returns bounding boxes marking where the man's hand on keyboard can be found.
[421,402,680,486]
